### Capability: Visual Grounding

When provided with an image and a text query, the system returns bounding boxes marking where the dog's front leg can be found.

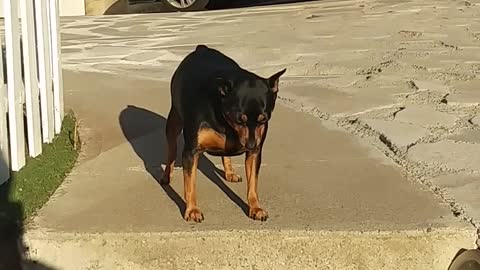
[222,156,242,182]
[182,149,204,222]
[245,151,268,221]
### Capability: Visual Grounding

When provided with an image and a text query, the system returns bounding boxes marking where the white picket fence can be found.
[0,0,64,185]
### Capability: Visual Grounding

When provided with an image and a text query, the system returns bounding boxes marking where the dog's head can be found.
[215,68,286,151]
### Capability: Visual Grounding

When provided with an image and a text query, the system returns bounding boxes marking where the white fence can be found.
[0,0,64,185]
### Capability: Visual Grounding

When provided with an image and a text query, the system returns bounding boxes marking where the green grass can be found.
[0,111,79,226]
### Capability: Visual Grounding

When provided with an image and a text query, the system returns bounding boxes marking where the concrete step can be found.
[23,229,475,270]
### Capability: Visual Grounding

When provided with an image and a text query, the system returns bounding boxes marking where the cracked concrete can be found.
[394,105,458,127]
[364,119,429,148]
[472,115,480,126]
[19,0,480,268]
[408,141,480,172]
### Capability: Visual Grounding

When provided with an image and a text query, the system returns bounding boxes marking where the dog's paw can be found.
[225,173,242,182]
[184,208,204,223]
[249,207,268,221]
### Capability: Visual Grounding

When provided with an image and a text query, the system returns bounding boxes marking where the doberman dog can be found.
[162,45,286,223]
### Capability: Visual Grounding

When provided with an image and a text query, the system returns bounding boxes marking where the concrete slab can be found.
[448,129,480,144]
[472,115,480,126]
[33,71,463,232]
[24,71,475,269]
[395,105,458,127]
[364,119,428,148]
[31,128,459,232]
[433,173,480,226]
[414,80,451,93]
[449,80,480,105]
[407,140,480,171]
[280,83,405,115]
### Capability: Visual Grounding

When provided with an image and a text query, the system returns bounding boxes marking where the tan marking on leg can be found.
[222,156,242,182]
[245,152,268,221]
[183,152,203,223]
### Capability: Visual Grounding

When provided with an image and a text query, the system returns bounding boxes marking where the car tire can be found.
[162,0,210,11]
[448,249,480,270]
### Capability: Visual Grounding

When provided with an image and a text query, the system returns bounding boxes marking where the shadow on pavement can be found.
[119,105,248,218]
[0,157,58,270]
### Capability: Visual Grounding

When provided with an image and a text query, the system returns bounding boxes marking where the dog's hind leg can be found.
[182,149,203,222]
[222,157,242,182]
[161,108,183,185]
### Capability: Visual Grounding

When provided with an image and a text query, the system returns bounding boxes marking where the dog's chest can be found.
[197,128,245,156]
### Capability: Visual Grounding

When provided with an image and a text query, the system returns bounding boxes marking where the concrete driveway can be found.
[24,0,480,269]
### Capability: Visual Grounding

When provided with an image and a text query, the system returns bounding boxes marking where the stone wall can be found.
[85,0,129,15]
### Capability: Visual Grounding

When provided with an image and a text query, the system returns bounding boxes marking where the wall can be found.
[0,0,86,17]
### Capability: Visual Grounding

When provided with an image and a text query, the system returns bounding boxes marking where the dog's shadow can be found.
[119,105,248,218]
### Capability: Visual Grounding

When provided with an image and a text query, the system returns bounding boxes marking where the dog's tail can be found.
[195,44,209,52]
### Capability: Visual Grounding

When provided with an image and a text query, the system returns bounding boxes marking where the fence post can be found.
[21,0,43,157]
[50,0,64,134]
[4,0,27,171]
[36,0,55,143]
[0,33,9,185]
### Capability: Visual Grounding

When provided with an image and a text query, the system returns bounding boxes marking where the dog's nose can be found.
[246,141,256,150]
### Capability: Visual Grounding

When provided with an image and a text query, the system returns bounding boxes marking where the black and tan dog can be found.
[162,45,286,223]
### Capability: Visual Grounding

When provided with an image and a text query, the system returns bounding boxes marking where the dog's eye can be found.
[236,114,247,125]
[257,114,267,124]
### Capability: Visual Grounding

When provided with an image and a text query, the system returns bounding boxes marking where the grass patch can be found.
[0,111,79,226]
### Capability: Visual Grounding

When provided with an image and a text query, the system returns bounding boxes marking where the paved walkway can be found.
[24,0,480,269]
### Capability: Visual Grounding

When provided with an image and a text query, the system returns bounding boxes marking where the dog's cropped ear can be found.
[215,77,234,96]
[268,68,287,93]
